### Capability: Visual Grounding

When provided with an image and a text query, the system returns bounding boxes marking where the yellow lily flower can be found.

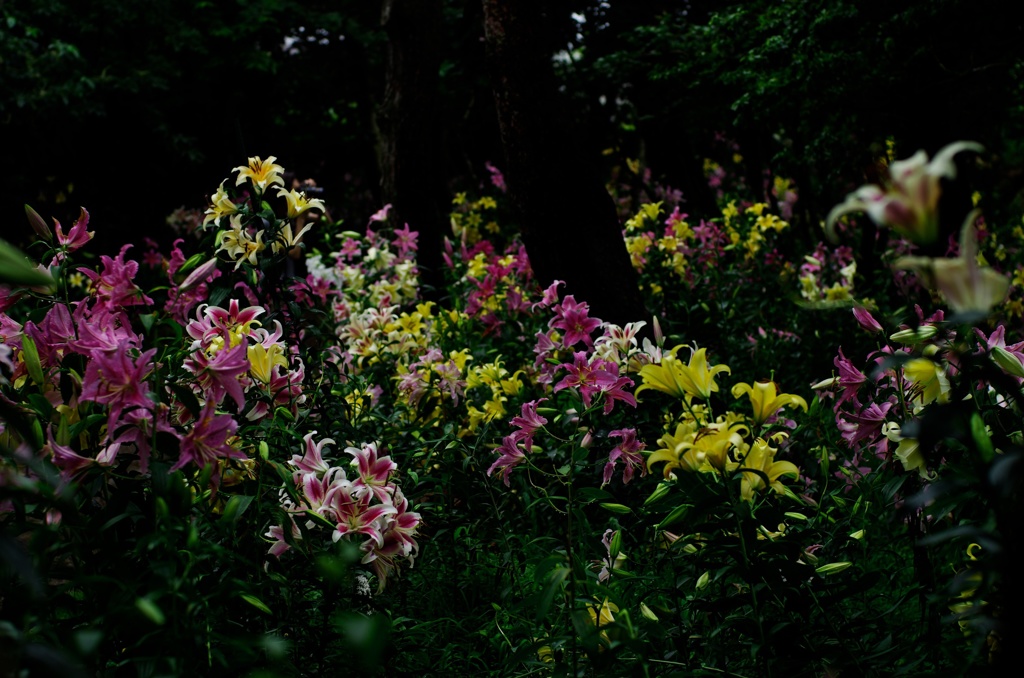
[248,343,289,384]
[646,421,700,476]
[731,380,808,426]
[216,217,266,269]
[234,155,285,191]
[688,423,748,472]
[584,598,618,649]
[277,187,326,219]
[271,221,314,255]
[647,420,747,476]
[636,345,731,401]
[903,358,950,405]
[884,423,933,479]
[738,438,799,502]
[203,181,239,228]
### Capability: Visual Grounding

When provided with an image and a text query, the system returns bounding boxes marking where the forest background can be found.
[4,0,1024,260]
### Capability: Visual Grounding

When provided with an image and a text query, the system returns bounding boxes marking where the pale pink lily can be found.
[895,212,1009,315]
[360,525,412,593]
[826,141,983,245]
[289,432,336,480]
[265,518,302,557]
[299,469,348,518]
[385,486,421,561]
[358,487,421,591]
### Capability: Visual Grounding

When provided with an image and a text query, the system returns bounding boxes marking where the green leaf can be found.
[970,412,994,463]
[20,335,45,386]
[576,487,612,503]
[240,593,272,615]
[534,565,570,623]
[0,238,54,288]
[608,530,623,561]
[221,494,254,526]
[135,597,166,625]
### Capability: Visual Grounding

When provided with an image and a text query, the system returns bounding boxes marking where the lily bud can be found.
[179,257,219,293]
[695,571,711,590]
[992,347,1024,379]
[639,602,660,621]
[889,325,938,345]
[25,205,52,242]
[852,306,882,334]
[652,315,664,347]
[815,561,852,576]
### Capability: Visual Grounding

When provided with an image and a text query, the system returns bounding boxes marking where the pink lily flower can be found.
[549,295,602,348]
[347,442,398,503]
[487,435,527,487]
[50,207,95,265]
[555,353,634,413]
[852,307,883,334]
[72,303,141,355]
[833,347,867,408]
[171,402,244,471]
[79,342,157,431]
[289,431,336,480]
[509,398,548,452]
[531,279,565,311]
[328,483,397,547]
[47,428,116,483]
[111,404,177,473]
[79,244,153,311]
[603,428,647,486]
[183,341,249,410]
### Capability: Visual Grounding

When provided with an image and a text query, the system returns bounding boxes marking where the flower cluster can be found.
[204,155,326,270]
[486,282,653,488]
[267,433,421,591]
[636,343,805,503]
[797,241,858,304]
[623,196,791,301]
[182,299,306,422]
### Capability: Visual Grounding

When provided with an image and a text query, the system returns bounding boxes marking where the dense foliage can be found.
[3,140,1020,675]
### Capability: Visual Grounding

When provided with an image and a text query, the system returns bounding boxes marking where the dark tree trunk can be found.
[376,0,447,299]
[482,0,648,328]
